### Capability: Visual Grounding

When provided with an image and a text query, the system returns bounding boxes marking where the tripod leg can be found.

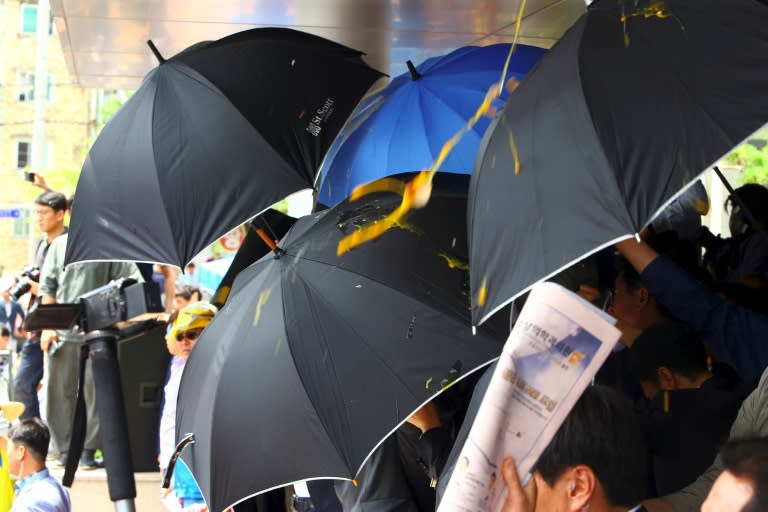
[87,330,136,512]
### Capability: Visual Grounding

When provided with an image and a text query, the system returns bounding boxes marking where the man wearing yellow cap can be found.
[159,302,217,511]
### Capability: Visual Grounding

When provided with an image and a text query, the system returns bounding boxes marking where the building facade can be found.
[0,0,95,275]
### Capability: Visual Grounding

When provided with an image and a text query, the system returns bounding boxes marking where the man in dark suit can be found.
[629,323,754,496]
[0,280,25,345]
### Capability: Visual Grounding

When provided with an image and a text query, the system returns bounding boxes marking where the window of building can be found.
[12,208,32,238]
[13,140,53,170]
[19,4,54,35]
[18,72,34,102]
[15,141,31,169]
[20,4,37,33]
[17,73,53,102]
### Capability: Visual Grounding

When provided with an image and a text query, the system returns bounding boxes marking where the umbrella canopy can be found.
[176,173,506,512]
[469,0,768,325]
[65,28,384,268]
[316,43,546,207]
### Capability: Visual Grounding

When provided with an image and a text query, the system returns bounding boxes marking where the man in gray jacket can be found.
[39,233,142,468]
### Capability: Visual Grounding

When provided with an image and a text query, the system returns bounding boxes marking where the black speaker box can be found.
[117,325,171,472]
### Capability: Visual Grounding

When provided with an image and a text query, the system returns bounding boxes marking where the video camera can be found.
[24,278,164,334]
[9,265,41,301]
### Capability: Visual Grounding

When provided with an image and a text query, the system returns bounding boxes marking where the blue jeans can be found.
[13,337,43,419]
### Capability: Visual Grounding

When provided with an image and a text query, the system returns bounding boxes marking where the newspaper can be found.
[439,282,620,512]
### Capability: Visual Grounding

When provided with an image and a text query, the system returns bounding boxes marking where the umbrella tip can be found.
[406,60,422,81]
[147,40,166,64]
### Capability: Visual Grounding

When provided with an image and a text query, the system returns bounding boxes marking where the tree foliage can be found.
[723,140,768,186]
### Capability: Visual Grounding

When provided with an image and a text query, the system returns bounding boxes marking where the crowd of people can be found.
[280,182,768,512]
[0,177,213,511]
[1,173,768,512]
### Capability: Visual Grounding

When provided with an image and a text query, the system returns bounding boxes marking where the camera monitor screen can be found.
[25,303,83,331]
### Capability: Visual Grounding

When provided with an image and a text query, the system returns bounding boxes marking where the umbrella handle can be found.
[713,166,764,231]
[161,433,196,489]
[255,228,283,258]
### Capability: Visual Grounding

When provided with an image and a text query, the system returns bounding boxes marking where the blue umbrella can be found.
[316,43,546,207]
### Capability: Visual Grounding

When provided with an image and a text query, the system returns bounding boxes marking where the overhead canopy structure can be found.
[50,0,586,88]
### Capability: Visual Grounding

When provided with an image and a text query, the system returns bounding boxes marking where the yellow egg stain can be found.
[252,288,272,327]
[335,2,529,257]
[499,114,522,176]
[694,198,709,216]
[620,1,683,48]
[438,253,469,271]
[425,377,433,390]
[440,379,457,392]
[508,128,521,176]
[476,276,488,308]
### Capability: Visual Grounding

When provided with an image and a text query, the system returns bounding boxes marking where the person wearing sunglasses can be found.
[158,302,217,511]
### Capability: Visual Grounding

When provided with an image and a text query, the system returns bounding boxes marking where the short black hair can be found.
[1,327,9,337]
[34,191,68,212]
[175,285,201,301]
[535,385,649,507]
[727,184,768,230]
[720,437,768,512]
[629,323,709,383]
[8,418,50,462]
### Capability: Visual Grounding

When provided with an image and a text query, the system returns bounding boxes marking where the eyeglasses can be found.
[175,329,202,342]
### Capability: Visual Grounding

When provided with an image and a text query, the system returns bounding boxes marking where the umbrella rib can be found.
[292,264,504,482]
[294,265,432,399]
[281,268,428,471]
[419,85,488,150]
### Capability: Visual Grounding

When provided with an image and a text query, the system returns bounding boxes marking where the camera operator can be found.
[13,191,68,421]
[39,230,143,469]
[697,183,768,285]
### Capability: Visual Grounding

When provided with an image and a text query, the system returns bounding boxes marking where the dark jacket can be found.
[641,255,768,381]
[334,423,454,511]
[637,370,755,496]
[0,299,24,335]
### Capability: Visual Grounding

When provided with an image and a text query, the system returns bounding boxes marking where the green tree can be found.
[723,141,768,186]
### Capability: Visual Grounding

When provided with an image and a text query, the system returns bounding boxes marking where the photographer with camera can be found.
[696,183,768,286]
[39,230,143,469]
[12,192,68,421]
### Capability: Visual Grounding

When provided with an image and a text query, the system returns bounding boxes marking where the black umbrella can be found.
[175,174,506,512]
[65,28,384,268]
[469,0,768,325]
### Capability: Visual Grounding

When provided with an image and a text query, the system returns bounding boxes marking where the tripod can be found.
[63,330,136,512]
